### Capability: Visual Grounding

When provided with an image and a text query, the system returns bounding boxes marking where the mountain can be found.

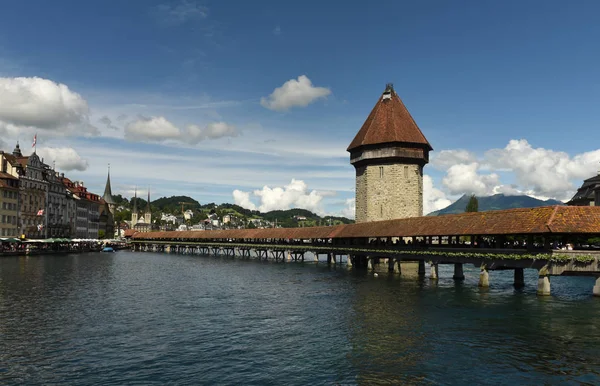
[428,194,564,216]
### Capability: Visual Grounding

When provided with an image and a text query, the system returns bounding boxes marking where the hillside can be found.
[428,194,563,216]
[115,195,353,226]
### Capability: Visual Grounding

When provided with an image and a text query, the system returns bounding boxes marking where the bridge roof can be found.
[131,206,600,241]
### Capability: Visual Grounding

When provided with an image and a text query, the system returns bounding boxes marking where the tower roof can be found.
[347,84,432,152]
[102,168,116,205]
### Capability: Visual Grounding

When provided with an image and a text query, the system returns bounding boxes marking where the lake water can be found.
[1,251,600,385]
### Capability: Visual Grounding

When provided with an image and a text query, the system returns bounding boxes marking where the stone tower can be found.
[347,84,432,223]
[131,188,138,225]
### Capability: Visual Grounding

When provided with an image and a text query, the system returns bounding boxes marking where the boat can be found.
[102,246,115,253]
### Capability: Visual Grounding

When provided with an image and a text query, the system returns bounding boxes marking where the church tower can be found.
[144,190,151,225]
[347,84,432,223]
[131,188,138,225]
[102,166,116,215]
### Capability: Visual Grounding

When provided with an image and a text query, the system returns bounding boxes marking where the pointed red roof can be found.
[347,85,432,152]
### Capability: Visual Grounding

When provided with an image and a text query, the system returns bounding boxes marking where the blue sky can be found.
[1,0,599,216]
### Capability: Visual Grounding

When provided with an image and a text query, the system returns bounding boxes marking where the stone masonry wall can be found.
[355,163,423,223]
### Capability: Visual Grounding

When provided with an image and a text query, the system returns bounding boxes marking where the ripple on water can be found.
[1,252,600,385]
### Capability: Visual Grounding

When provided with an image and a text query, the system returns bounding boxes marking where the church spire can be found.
[102,164,116,205]
[133,187,137,213]
[146,189,151,214]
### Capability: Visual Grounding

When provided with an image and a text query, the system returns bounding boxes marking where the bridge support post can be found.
[536,267,551,296]
[537,274,551,296]
[346,255,353,268]
[367,258,373,270]
[453,263,465,281]
[418,260,426,277]
[327,253,332,265]
[388,258,395,272]
[478,266,489,288]
[593,277,600,297]
[514,268,525,289]
[429,262,438,281]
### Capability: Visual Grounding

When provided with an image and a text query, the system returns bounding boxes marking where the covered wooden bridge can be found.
[131,205,600,296]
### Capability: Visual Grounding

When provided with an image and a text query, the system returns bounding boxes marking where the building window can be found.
[379,166,384,178]
[404,166,409,179]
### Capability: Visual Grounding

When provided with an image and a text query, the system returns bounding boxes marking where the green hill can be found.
[115,195,354,227]
[428,194,563,216]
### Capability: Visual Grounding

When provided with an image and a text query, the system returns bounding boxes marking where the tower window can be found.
[404,166,408,178]
[379,166,384,178]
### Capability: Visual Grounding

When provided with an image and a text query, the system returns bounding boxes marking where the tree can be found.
[465,194,479,212]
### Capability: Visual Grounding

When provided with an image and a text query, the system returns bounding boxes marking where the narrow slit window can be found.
[379,166,384,178]
[404,166,408,178]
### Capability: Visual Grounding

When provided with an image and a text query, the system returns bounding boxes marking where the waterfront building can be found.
[568,172,600,206]
[45,168,70,238]
[61,177,100,239]
[0,170,19,237]
[347,84,432,223]
[10,143,49,239]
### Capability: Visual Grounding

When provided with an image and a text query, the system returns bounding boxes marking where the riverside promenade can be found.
[130,205,600,296]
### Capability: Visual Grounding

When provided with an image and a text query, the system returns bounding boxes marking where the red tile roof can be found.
[132,206,600,241]
[347,86,432,152]
[0,171,18,180]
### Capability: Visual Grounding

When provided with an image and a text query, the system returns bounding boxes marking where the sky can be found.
[1,0,600,218]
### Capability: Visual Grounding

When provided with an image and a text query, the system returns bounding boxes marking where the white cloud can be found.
[99,116,120,131]
[431,149,477,170]
[423,175,452,214]
[484,139,600,200]
[442,162,500,196]
[233,179,326,214]
[154,0,208,26]
[37,147,89,171]
[232,190,257,211]
[0,76,97,135]
[124,116,239,144]
[260,75,331,111]
[187,122,239,143]
[125,116,181,142]
[340,198,355,219]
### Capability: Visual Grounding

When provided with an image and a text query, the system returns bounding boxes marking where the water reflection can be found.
[1,252,600,385]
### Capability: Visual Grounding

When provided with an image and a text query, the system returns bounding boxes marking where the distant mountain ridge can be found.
[428,194,564,216]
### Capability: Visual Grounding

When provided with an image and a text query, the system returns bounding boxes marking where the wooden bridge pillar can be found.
[514,268,525,289]
[429,262,439,281]
[537,269,551,296]
[453,263,465,281]
[327,253,332,265]
[478,265,489,288]
[347,254,353,268]
[418,260,426,277]
[593,277,600,297]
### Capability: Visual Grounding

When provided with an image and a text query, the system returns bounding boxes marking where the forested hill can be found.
[114,195,353,226]
[428,194,564,216]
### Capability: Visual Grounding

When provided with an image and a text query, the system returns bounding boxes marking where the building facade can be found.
[0,171,19,237]
[347,84,432,223]
[11,145,49,238]
[45,168,70,237]
[61,177,100,239]
[131,190,152,232]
